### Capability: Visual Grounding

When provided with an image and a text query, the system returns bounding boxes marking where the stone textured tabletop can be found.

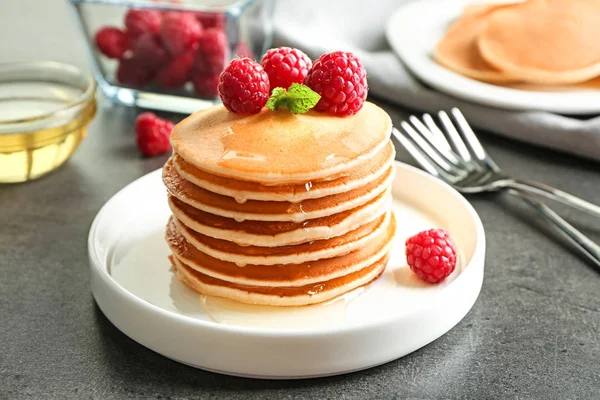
[1,1,599,399]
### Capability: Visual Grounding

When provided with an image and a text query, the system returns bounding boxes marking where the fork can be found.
[392,108,600,269]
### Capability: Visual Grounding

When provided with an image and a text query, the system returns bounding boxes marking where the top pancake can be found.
[170,102,392,184]
[478,0,600,84]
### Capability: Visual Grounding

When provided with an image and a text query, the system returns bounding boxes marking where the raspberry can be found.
[195,12,225,29]
[192,72,220,98]
[218,58,270,114]
[405,229,457,284]
[304,51,368,116]
[160,12,202,56]
[95,26,129,59]
[116,56,155,87]
[194,28,229,75]
[130,33,168,71]
[156,51,194,89]
[135,112,174,157]
[124,9,161,41]
[260,47,312,89]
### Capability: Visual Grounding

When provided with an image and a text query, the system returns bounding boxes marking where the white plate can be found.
[88,162,485,379]
[386,0,600,114]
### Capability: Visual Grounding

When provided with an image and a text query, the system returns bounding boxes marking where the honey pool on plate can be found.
[111,198,463,330]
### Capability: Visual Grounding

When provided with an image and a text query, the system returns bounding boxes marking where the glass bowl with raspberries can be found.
[69,0,276,113]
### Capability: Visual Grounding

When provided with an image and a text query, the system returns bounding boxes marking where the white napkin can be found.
[272,0,600,161]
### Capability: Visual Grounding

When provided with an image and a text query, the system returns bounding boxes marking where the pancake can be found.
[171,254,389,306]
[166,212,395,287]
[478,0,600,84]
[163,157,394,222]
[168,191,392,247]
[169,102,392,184]
[434,2,519,83]
[171,141,396,203]
[172,212,390,266]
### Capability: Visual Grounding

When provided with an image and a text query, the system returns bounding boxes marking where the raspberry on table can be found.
[156,51,195,89]
[405,229,457,284]
[304,51,368,116]
[124,9,161,41]
[116,56,156,87]
[192,72,220,98]
[130,33,168,71]
[135,112,174,157]
[94,26,129,59]
[160,12,202,56]
[218,58,270,114]
[260,47,312,89]
[194,28,229,75]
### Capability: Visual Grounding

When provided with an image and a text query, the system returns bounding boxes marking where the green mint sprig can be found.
[265,83,321,114]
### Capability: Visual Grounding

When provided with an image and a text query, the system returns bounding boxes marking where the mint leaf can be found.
[265,87,287,111]
[265,83,321,114]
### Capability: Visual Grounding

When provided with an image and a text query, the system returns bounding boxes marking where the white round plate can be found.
[386,0,600,114]
[88,162,485,379]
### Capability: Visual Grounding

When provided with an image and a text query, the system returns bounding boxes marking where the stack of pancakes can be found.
[435,0,600,86]
[163,102,397,306]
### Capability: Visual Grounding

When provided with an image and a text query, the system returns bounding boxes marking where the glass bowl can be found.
[0,62,97,183]
[69,0,276,114]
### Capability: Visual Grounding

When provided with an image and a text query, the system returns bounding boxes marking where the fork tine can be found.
[400,121,462,176]
[438,111,473,163]
[409,115,451,151]
[392,127,443,177]
[422,114,452,151]
[451,108,501,172]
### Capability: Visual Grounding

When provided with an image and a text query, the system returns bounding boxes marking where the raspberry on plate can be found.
[305,51,368,116]
[94,26,129,59]
[124,9,162,41]
[192,72,220,98]
[194,28,229,75]
[218,57,270,114]
[116,56,156,87]
[156,51,195,89]
[160,12,202,56]
[260,47,312,89]
[135,112,174,157]
[405,229,457,284]
[130,33,168,71]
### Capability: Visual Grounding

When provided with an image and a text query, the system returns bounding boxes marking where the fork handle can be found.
[508,189,600,270]
[496,179,600,220]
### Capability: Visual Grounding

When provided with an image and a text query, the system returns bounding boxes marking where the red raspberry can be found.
[194,28,229,75]
[260,47,312,89]
[130,33,168,71]
[218,58,269,114]
[195,12,225,29]
[192,73,220,98]
[160,12,202,56]
[304,51,368,116]
[95,26,129,59]
[124,9,161,41]
[405,229,457,284]
[135,112,174,157]
[116,56,155,87]
[156,51,194,89]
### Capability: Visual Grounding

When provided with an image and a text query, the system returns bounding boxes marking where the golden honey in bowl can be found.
[0,62,96,183]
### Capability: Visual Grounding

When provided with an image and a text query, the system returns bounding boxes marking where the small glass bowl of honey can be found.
[0,61,97,183]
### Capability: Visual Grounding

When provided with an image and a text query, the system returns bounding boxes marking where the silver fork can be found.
[392,108,600,269]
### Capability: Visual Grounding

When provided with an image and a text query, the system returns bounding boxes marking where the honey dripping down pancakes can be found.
[163,102,397,306]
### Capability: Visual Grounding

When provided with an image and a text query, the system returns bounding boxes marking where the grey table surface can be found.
[1,1,600,399]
